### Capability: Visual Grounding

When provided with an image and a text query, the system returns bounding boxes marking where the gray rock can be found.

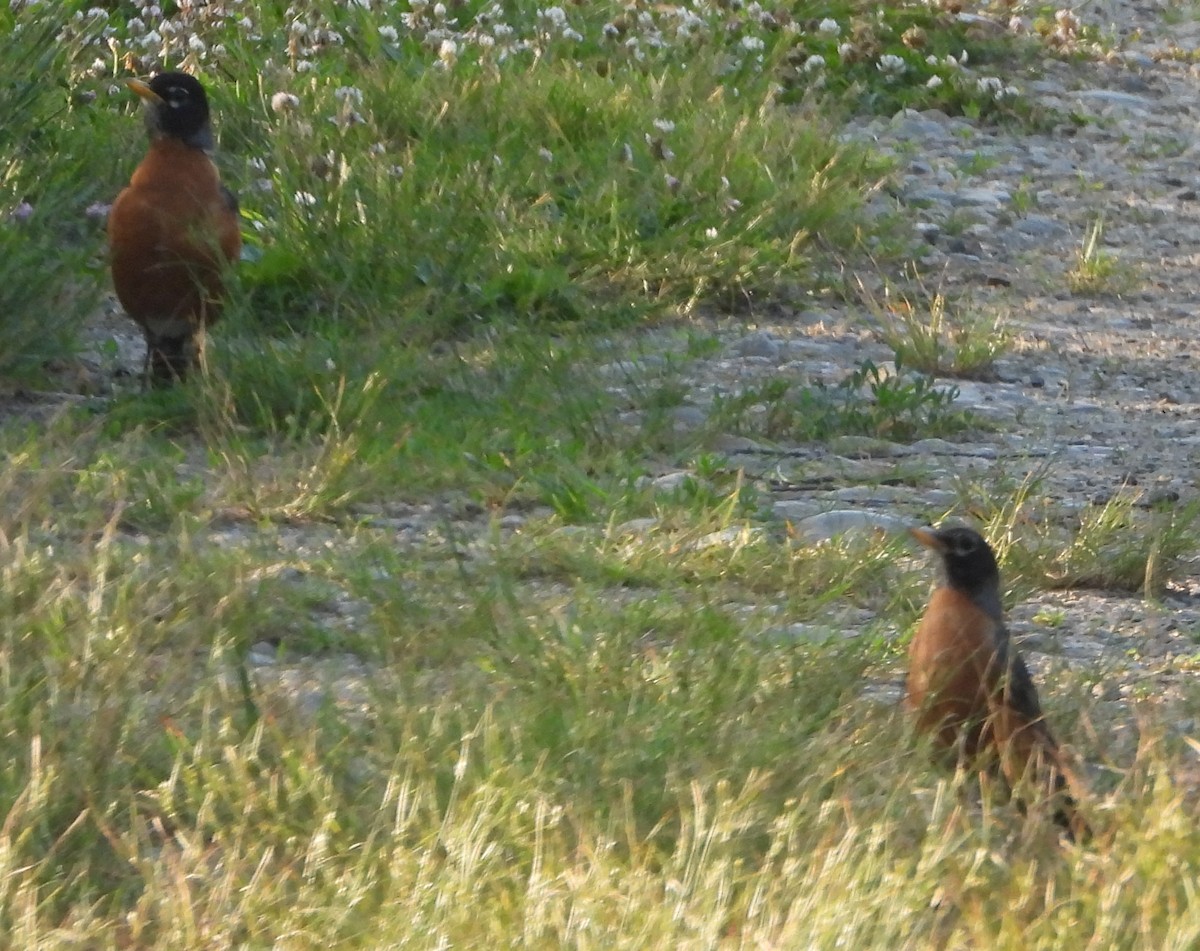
[651,471,705,491]
[791,510,913,543]
[671,406,708,430]
[953,186,1012,208]
[1015,215,1069,238]
[711,434,771,453]
[730,331,783,359]
[1074,89,1153,111]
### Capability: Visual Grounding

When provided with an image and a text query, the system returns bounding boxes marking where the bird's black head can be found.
[911,525,1001,598]
[128,72,214,150]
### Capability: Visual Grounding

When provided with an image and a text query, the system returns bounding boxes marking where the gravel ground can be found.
[660,0,1200,726]
[19,2,1200,736]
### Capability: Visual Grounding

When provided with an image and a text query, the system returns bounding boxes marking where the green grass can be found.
[1065,214,1141,296]
[2,1,1193,947]
[869,287,1013,380]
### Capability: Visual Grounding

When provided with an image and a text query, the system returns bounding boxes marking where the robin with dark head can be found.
[907,525,1090,841]
[108,72,241,385]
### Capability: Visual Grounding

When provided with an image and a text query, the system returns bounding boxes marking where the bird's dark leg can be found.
[146,332,194,386]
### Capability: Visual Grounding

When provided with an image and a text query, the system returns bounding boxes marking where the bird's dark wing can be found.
[993,629,1047,723]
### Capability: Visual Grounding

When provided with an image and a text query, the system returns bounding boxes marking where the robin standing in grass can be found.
[108,72,241,385]
[907,524,1091,841]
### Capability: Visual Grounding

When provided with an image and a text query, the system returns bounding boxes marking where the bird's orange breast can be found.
[906,587,1001,754]
[108,139,240,328]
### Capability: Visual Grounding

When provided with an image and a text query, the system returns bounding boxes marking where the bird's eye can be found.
[954,537,977,556]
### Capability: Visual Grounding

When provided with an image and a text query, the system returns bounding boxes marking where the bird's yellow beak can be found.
[910,527,945,552]
[126,78,164,105]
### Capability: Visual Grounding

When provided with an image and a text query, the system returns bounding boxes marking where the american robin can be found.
[907,525,1090,841]
[108,72,241,384]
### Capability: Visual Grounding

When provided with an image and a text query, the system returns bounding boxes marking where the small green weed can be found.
[711,359,970,443]
[1066,215,1140,295]
[871,287,1013,379]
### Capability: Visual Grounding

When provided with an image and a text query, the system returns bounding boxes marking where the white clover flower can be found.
[438,37,458,64]
[289,19,308,36]
[818,18,840,35]
[1008,16,1029,33]
[539,6,567,27]
[673,9,705,37]
[664,173,681,191]
[653,118,675,133]
[926,75,943,89]
[877,54,906,75]
[837,42,855,59]
[296,60,317,72]
[976,76,1003,96]
[620,142,633,162]
[602,21,619,38]
[271,91,300,112]
[562,27,582,41]
[705,227,718,239]
[379,25,398,42]
[294,191,317,207]
[925,54,939,66]
[127,16,145,32]
[804,54,825,71]
[140,29,161,47]
[740,35,765,52]
[433,2,446,18]
[334,86,363,104]
[494,23,514,38]
[477,33,496,48]
[248,156,267,171]
[538,147,553,162]
[188,35,206,53]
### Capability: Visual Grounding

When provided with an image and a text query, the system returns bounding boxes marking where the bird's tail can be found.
[995,714,1092,843]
